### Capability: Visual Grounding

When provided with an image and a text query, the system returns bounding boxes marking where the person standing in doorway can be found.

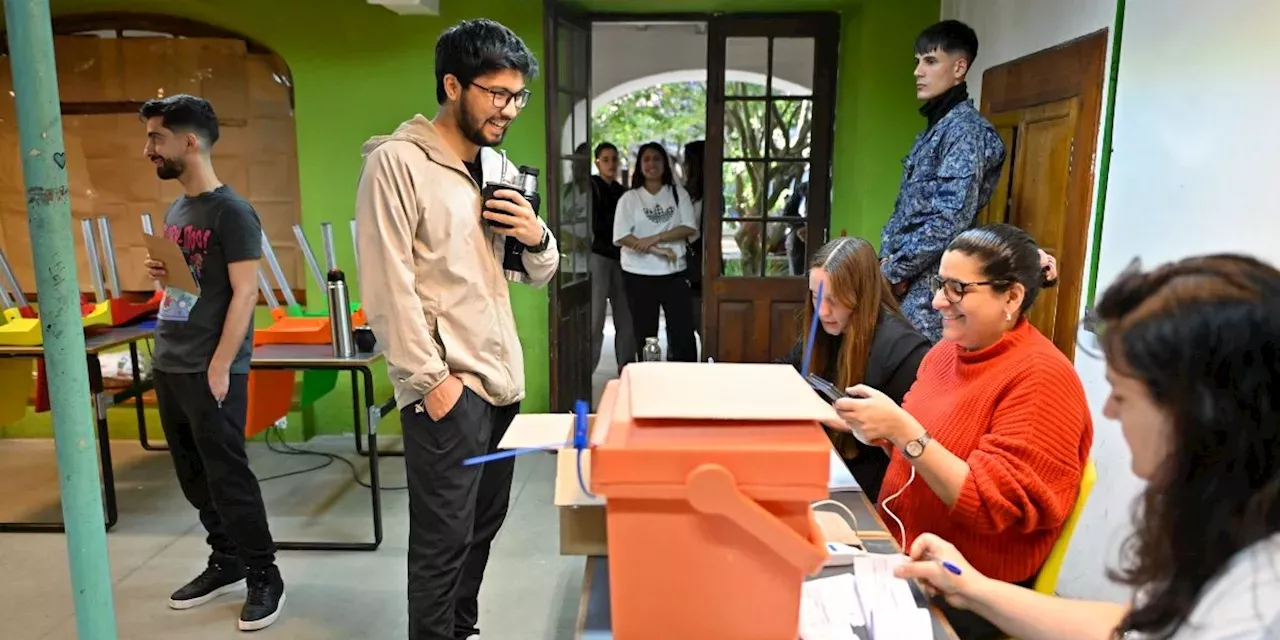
[139,94,285,631]
[614,142,699,362]
[681,140,706,350]
[879,20,1005,342]
[353,19,556,640]
[588,142,635,372]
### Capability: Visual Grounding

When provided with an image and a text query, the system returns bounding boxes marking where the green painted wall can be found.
[1,0,938,441]
[2,0,549,440]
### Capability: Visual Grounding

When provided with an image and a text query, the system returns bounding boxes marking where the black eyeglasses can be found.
[928,274,1011,304]
[470,81,532,109]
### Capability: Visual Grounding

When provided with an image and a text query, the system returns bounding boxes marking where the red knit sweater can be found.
[876,319,1093,583]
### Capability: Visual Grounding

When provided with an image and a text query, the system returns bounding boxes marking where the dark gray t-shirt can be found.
[152,185,262,375]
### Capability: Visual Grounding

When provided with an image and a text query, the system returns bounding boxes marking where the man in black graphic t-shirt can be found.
[140,95,285,631]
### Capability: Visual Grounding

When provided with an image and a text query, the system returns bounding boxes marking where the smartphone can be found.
[806,373,845,404]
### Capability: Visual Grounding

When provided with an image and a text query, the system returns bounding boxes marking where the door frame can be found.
[979,29,1108,360]
[545,7,841,377]
[702,13,840,362]
[544,0,595,411]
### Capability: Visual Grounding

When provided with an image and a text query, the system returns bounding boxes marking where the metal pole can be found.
[291,224,325,293]
[256,267,280,310]
[0,248,31,308]
[350,219,360,268]
[320,222,337,273]
[3,0,118,637]
[260,231,298,308]
[80,218,106,303]
[96,217,122,299]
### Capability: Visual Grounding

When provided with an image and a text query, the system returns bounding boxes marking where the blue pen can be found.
[940,560,963,576]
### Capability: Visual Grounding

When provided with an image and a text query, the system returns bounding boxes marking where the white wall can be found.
[940,0,1116,107]
[943,0,1280,604]
[1084,0,1278,588]
[591,23,814,103]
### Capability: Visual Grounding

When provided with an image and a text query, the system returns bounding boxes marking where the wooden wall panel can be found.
[0,35,302,298]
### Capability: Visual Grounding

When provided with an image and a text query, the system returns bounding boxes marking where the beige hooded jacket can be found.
[354,115,558,409]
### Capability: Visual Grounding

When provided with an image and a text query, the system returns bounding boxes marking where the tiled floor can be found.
[0,315,654,639]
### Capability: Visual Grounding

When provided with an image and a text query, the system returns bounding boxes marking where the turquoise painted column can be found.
[3,0,118,637]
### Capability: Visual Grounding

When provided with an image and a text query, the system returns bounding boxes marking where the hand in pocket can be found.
[425,375,465,421]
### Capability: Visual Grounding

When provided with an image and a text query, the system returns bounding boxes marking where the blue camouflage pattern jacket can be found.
[879,100,1005,342]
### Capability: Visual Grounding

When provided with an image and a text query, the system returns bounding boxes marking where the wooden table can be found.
[0,324,155,533]
[248,344,396,552]
[575,489,960,639]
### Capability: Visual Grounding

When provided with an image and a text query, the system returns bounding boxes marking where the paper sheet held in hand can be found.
[142,233,199,295]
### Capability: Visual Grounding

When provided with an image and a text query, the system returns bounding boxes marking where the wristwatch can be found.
[525,228,550,253]
[902,432,933,459]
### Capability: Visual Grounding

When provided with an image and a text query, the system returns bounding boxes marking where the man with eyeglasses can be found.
[353,18,556,640]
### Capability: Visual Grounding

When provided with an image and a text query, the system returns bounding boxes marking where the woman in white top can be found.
[895,254,1280,640]
[613,142,699,362]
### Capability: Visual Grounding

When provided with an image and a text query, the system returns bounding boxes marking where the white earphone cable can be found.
[811,498,859,534]
[878,465,917,551]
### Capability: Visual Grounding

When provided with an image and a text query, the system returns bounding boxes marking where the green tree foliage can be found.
[592,81,707,165]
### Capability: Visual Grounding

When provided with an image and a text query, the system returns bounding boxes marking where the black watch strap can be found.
[525,228,550,253]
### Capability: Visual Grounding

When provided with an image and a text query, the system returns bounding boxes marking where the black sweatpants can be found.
[403,387,520,640]
[153,370,276,569]
[623,271,698,362]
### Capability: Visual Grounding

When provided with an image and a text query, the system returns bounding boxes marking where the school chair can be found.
[1034,457,1098,595]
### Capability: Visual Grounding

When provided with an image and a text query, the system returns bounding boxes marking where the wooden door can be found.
[1006,99,1078,346]
[703,15,839,363]
[976,112,1018,227]
[980,30,1108,360]
[544,3,594,411]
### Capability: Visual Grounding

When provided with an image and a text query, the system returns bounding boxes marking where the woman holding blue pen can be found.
[894,254,1280,640]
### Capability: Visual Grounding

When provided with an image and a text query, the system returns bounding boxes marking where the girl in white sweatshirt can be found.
[612,142,699,362]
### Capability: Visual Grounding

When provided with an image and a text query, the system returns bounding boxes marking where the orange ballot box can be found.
[588,362,840,640]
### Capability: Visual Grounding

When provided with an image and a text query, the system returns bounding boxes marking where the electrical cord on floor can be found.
[259,425,408,491]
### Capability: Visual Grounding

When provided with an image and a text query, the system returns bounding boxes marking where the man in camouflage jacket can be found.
[880,20,1005,342]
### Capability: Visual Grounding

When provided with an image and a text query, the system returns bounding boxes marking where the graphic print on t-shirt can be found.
[642,201,676,225]
[156,223,208,322]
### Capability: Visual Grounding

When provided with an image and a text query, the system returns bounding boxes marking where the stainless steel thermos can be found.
[327,269,354,358]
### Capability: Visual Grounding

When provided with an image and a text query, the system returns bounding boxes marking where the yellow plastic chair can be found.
[1032,458,1097,595]
[1000,460,1098,640]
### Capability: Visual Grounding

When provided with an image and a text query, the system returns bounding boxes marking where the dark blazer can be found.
[782,309,931,500]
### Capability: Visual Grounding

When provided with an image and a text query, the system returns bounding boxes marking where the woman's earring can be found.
[1005,311,1013,323]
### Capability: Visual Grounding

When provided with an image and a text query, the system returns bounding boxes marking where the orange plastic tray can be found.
[590,367,831,640]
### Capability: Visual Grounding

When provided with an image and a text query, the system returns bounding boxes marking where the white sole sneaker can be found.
[168,578,246,610]
[237,591,286,632]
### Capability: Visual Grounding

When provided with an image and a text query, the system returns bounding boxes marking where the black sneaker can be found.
[238,565,285,631]
[168,561,246,610]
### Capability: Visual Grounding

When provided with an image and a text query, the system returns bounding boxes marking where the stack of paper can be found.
[799,574,863,640]
[853,554,934,640]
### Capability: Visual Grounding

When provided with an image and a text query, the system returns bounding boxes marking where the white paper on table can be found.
[851,553,931,639]
[799,574,862,640]
[868,606,933,640]
[828,449,863,492]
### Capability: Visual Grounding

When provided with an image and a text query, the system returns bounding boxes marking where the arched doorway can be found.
[0,14,304,300]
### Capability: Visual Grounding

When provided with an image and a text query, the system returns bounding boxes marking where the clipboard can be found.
[142,233,199,295]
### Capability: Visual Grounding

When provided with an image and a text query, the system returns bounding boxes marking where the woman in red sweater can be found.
[826,223,1093,640]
